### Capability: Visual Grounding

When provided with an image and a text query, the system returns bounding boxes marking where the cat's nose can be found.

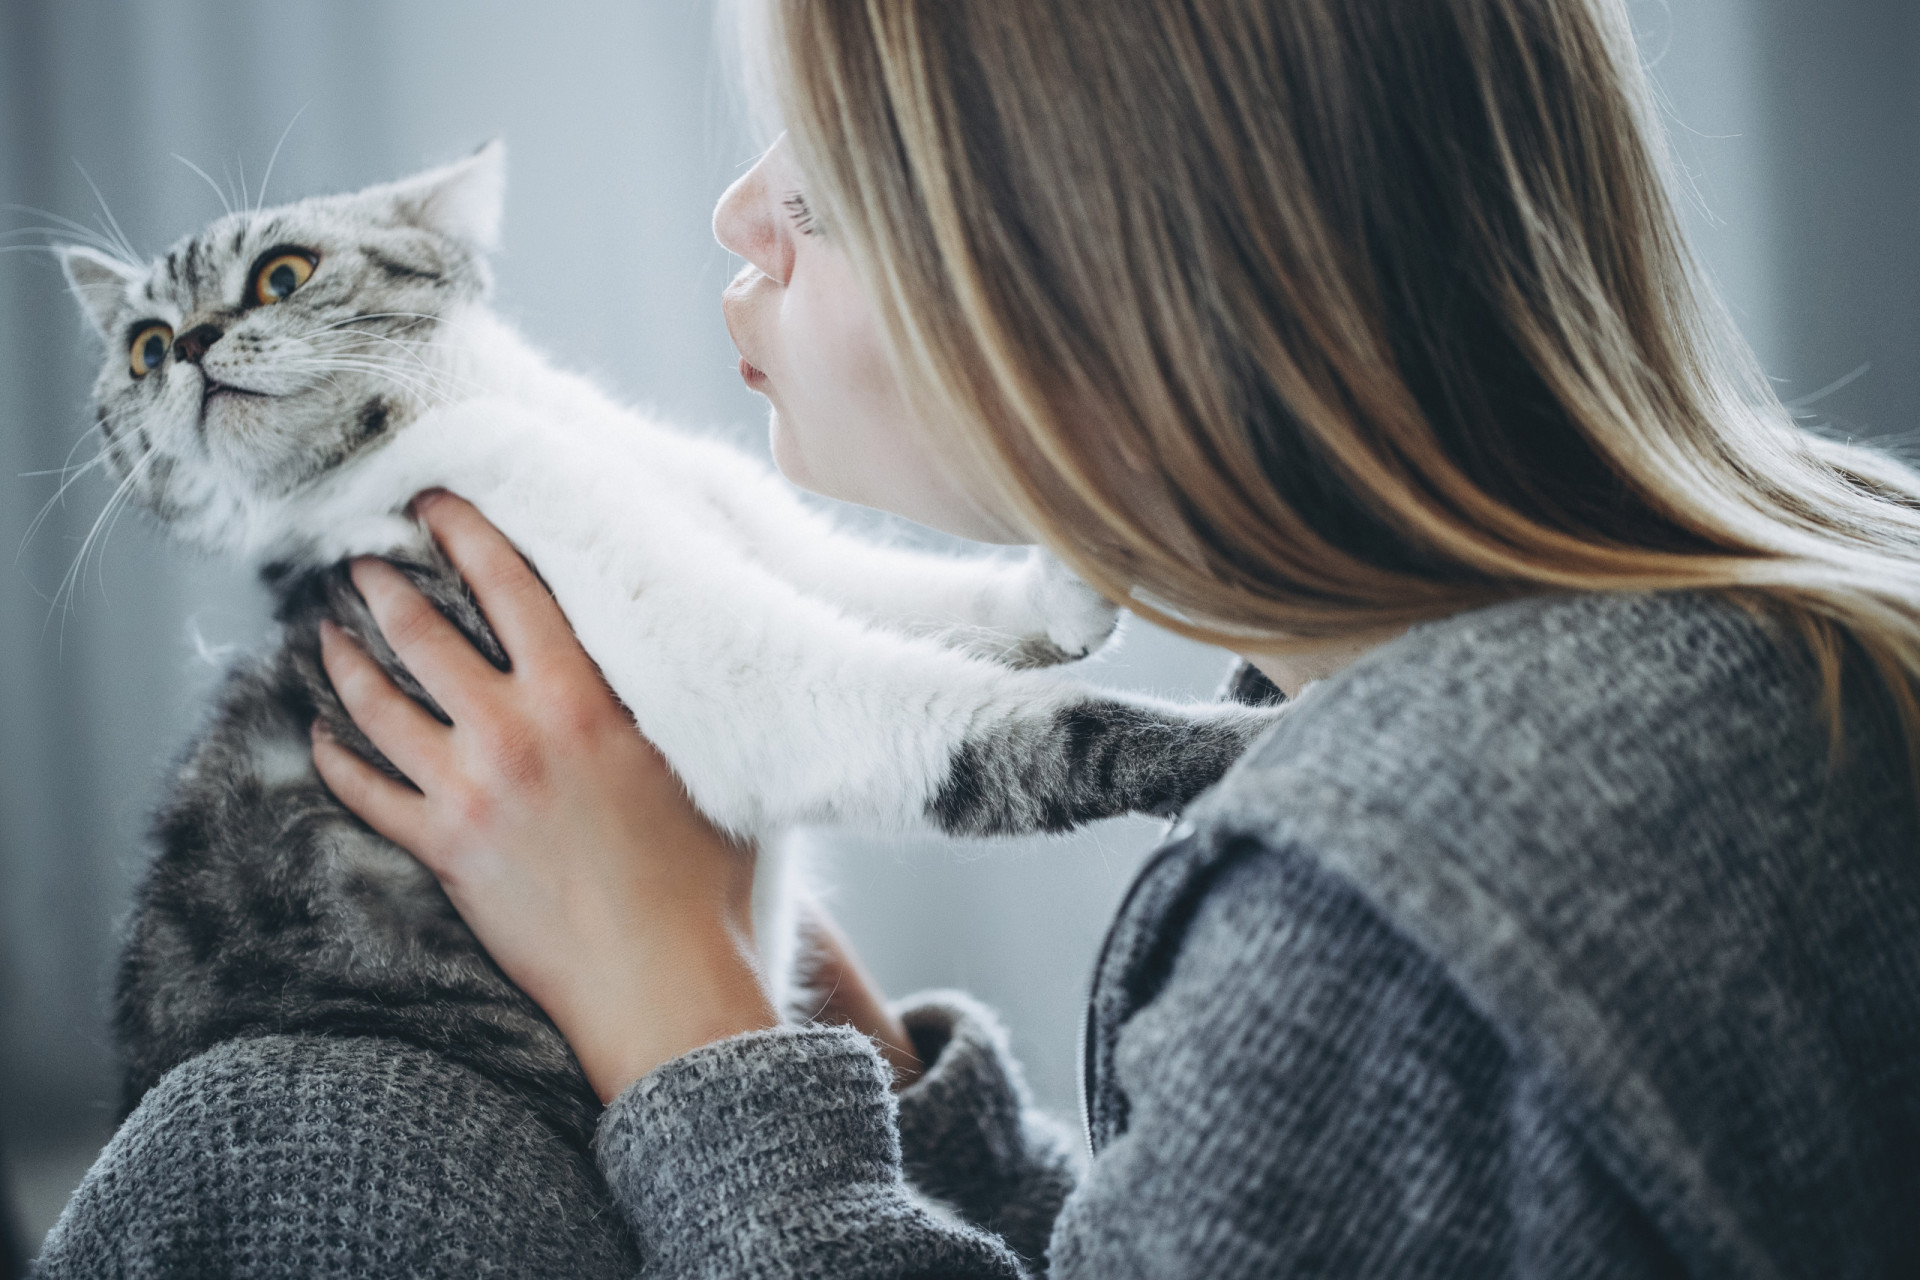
[173,324,225,365]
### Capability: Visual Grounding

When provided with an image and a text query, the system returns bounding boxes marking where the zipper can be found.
[1080,673,1294,1154]
[1076,1000,1094,1157]
[1079,816,1198,1156]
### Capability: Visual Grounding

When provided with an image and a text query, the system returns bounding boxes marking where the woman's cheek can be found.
[771,246,1015,535]
[770,296,885,504]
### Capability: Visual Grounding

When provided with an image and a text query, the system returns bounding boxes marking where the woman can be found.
[39,0,1920,1275]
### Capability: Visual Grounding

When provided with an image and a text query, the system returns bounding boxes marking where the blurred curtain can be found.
[0,0,765,1147]
[0,1134,21,1280]
[2,0,1917,1179]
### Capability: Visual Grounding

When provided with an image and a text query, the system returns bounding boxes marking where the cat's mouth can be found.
[200,377,273,419]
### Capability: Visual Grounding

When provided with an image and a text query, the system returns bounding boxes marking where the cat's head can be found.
[58,142,504,551]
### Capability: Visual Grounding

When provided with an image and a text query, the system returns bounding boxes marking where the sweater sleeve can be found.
[891,991,1083,1264]
[595,839,1685,1278]
[594,1025,1031,1279]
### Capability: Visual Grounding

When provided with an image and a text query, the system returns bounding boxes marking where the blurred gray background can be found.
[1,0,1915,1256]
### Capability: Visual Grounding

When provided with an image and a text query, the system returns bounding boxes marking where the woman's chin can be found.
[767,408,816,492]
[766,406,1021,543]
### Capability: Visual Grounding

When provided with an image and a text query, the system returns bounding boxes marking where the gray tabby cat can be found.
[57,144,1283,1148]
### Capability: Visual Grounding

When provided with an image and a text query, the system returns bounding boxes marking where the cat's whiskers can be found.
[39,412,121,487]
[170,154,236,219]
[94,446,168,599]
[45,440,162,642]
[253,105,311,219]
[318,323,456,372]
[17,414,137,573]
[294,313,482,402]
[71,161,142,268]
[282,352,454,402]
[304,312,470,364]
[272,359,451,413]
[17,448,116,568]
[285,338,480,405]
[1,213,137,268]
[218,160,243,217]
[308,310,451,334]
[302,367,442,414]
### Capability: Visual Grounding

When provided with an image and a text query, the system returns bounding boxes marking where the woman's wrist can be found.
[561,916,782,1104]
[796,904,924,1089]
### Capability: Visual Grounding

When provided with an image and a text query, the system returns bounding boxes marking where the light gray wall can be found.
[2,0,1916,1185]
[1640,0,1920,435]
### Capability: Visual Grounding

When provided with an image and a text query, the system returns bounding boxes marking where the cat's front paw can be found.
[1018,549,1120,665]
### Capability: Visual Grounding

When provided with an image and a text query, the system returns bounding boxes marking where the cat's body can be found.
[61,144,1282,1146]
[120,548,613,1143]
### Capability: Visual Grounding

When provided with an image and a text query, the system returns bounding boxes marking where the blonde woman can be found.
[42,0,1920,1276]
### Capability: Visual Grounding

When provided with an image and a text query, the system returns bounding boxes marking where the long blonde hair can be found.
[761,0,1920,772]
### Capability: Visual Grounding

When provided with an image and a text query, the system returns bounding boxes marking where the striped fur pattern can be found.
[60,145,1285,1140]
[117,549,605,1143]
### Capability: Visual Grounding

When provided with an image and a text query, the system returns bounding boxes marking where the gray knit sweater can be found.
[34,591,1920,1277]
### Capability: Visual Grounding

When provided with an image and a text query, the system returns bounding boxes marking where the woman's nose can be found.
[713,153,792,285]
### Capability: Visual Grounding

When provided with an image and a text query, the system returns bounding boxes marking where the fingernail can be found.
[412,489,446,515]
[310,720,331,742]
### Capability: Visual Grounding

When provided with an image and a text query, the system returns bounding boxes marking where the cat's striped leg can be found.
[533,536,1278,837]
[923,690,1281,836]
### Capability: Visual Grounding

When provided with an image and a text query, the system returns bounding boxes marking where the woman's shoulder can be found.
[1185,589,1919,1050]
[1154,588,1920,1275]
[1202,589,1881,852]
[34,1034,638,1279]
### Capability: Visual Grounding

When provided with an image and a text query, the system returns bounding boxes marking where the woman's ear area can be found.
[59,244,141,339]
[368,139,507,253]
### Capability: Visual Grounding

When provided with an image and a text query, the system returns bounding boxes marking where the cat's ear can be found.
[59,245,142,338]
[376,140,506,253]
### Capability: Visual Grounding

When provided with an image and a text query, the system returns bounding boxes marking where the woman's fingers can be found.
[319,620,453,790]
[310,723,430,856]
[414,491,582,674]
[349,556,502,721]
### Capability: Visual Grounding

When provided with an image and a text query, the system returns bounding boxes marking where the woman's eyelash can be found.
[782,191,821,237]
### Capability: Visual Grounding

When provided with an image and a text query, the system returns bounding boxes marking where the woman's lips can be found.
[738,356,769,387]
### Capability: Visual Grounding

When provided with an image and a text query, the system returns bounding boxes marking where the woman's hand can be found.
[310,490,778,1103]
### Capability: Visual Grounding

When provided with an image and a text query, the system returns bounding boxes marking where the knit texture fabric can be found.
[32,1034,638,1277]
[597,1022,1024,1279]
[1136,589,1920,1277]
[32,589,1920,1276]
[893,991,1082,1266]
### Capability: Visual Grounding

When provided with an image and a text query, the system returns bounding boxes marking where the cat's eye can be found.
[248,249,318,306]
[128,323,173,378]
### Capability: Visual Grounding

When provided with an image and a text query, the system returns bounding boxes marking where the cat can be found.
[58,142,1285,1148]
